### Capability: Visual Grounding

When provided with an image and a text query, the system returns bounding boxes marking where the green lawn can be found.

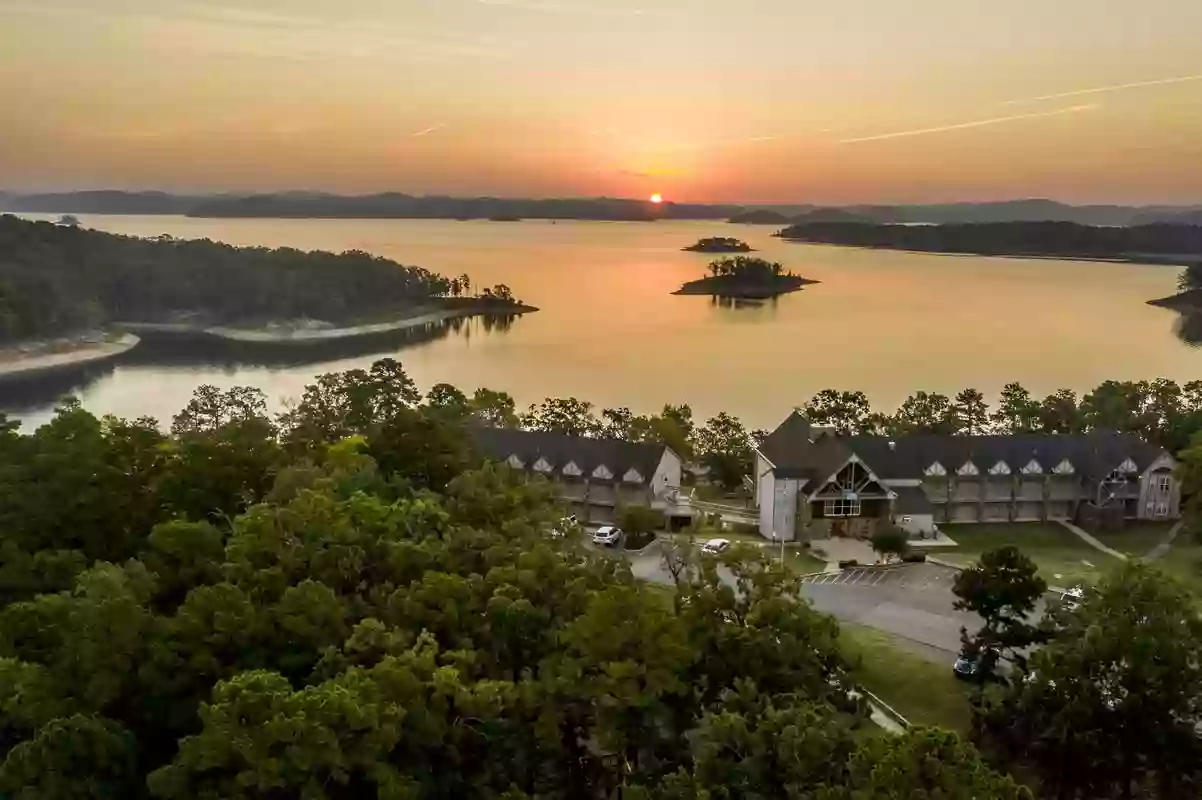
[1092,521,1177,558]
[939,522,1124,588]
[787,549,831,575]
[839,624,975,734]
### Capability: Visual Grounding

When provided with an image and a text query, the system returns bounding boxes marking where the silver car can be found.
[591,526,623,547]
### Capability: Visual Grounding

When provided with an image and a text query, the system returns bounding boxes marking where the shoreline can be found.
[0,334,141,381]
[118,302,537,345]
[672,275,819,299]
[775,238,1197,267]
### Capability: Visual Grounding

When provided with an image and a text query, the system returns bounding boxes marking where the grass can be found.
[1092,521,1176,557]
[839,624,976,734]
[939,522,1123,588]
[787,549,831,575]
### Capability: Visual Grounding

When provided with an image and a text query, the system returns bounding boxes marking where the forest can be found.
[0,360,1035,799]
[4,359,1202,797]
[776,220,1202,260]
[0,216,520,345]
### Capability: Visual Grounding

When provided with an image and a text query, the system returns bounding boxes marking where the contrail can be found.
[839,104,1099,144]
[1003,74,1202,105]
[410,123,447,137]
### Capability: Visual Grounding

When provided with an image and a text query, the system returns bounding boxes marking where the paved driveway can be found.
[624,544,982,659]
[800,564,981,656]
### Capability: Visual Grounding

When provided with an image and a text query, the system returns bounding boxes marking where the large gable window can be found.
[824,498,861,517]
[622,468,644,484]
[1053,459,1075,475]
[989,461,1011,476]
[924,461,947,477]
[533,457,553,473]
[562,461,582,477]
[1021,459,1042,475]
[592,464,614,480]
[957,461,979,477]
[506,454,525,470]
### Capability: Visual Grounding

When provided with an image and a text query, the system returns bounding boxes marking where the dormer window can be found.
[622,468,644,484]
[506,454,524,469]
[989,461,1011,476]
[924,461,947,477]
[563,461,582,477]
[1021,459,1042,475]
[533,457,552,473]
[592,464,613,480]
[1052,459,1075,475]
[957,461,979,476]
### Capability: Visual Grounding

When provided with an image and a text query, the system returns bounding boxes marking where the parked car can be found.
[953,648,1002,683]
[591,526,623,547]
[1061,585,1084,611]
[701,538,731,555]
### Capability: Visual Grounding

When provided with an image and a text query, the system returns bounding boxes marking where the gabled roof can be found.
[758,411,1170,484]
[471,426,668,485]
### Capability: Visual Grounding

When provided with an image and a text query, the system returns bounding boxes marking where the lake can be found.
[3,214,1195,431]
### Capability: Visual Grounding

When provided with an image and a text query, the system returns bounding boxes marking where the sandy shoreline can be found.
[0,334,141,379]
[118,303,537,344]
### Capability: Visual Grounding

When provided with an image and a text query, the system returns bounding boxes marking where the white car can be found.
[591,526,624,547]
[1061,585,1084,611]
[701,538,731,555]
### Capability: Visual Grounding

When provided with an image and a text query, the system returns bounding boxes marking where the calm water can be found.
[4,214,1195,430]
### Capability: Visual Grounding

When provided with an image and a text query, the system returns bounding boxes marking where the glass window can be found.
[824,498,862,517]
[1157,475,1171,491]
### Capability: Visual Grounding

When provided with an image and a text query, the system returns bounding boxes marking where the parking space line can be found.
[870,571,887,585]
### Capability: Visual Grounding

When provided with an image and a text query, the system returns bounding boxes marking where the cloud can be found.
[1002,74,1202,105]
[410,123,448,138]
[839,104,1099,144]
[9,1,514,61]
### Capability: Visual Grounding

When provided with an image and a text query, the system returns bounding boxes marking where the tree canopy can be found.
[0,215,473,343]
[0,360,1034,798]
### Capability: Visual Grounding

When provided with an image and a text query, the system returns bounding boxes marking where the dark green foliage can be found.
[952,547,1048,677]
[870,526,909,558]
[977,563,1202,798]
[0,361,1030,797]
[683,237,752,253]
[779,220,1202,258]
[0,214,458,342]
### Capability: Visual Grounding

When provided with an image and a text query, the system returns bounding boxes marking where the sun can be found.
[649,193,664,204]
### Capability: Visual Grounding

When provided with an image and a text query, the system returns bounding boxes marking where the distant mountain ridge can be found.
[1,190,1199,224]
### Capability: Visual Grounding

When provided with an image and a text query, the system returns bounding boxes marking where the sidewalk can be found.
[1145,521,1185,561]
[1056,520,1127,561]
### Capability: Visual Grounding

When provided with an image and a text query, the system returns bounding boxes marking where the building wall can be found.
[757,455,776,536]
[652,450,683,497]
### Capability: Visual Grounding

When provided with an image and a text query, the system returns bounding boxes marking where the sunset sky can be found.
[3,0,1202,204]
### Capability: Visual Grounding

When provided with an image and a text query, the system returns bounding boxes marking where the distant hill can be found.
[1133,209,1202,226]
[1,190,1199,225]
[3,191,207,215]
[790,208,874,224]
[729,210,792,225]
[777,221,1202,262]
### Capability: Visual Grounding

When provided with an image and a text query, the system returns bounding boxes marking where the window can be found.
[824,498,861,517]
[1156,502,1169,517]
[1157,475,1171,492]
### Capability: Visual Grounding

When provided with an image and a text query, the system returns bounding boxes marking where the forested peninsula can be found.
[0,215,529,346]
[777,221,1202,263]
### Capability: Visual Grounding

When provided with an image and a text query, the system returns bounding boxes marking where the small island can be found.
[1148,262,1202,312]
[673,256,818,299]
[683,237,754,253]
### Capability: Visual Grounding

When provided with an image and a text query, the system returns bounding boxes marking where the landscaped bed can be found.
[938,522,1124,588]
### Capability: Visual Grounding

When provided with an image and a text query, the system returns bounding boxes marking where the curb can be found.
[927,555,1069,596]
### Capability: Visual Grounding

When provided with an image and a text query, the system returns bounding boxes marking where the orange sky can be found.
[3,0,1202,204]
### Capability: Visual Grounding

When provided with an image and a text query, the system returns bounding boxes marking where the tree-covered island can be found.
[682,237,754,253]
[673,255,818,299]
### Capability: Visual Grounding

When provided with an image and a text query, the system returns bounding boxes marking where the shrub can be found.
[731,522,759,536]
[624,530,657,551]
